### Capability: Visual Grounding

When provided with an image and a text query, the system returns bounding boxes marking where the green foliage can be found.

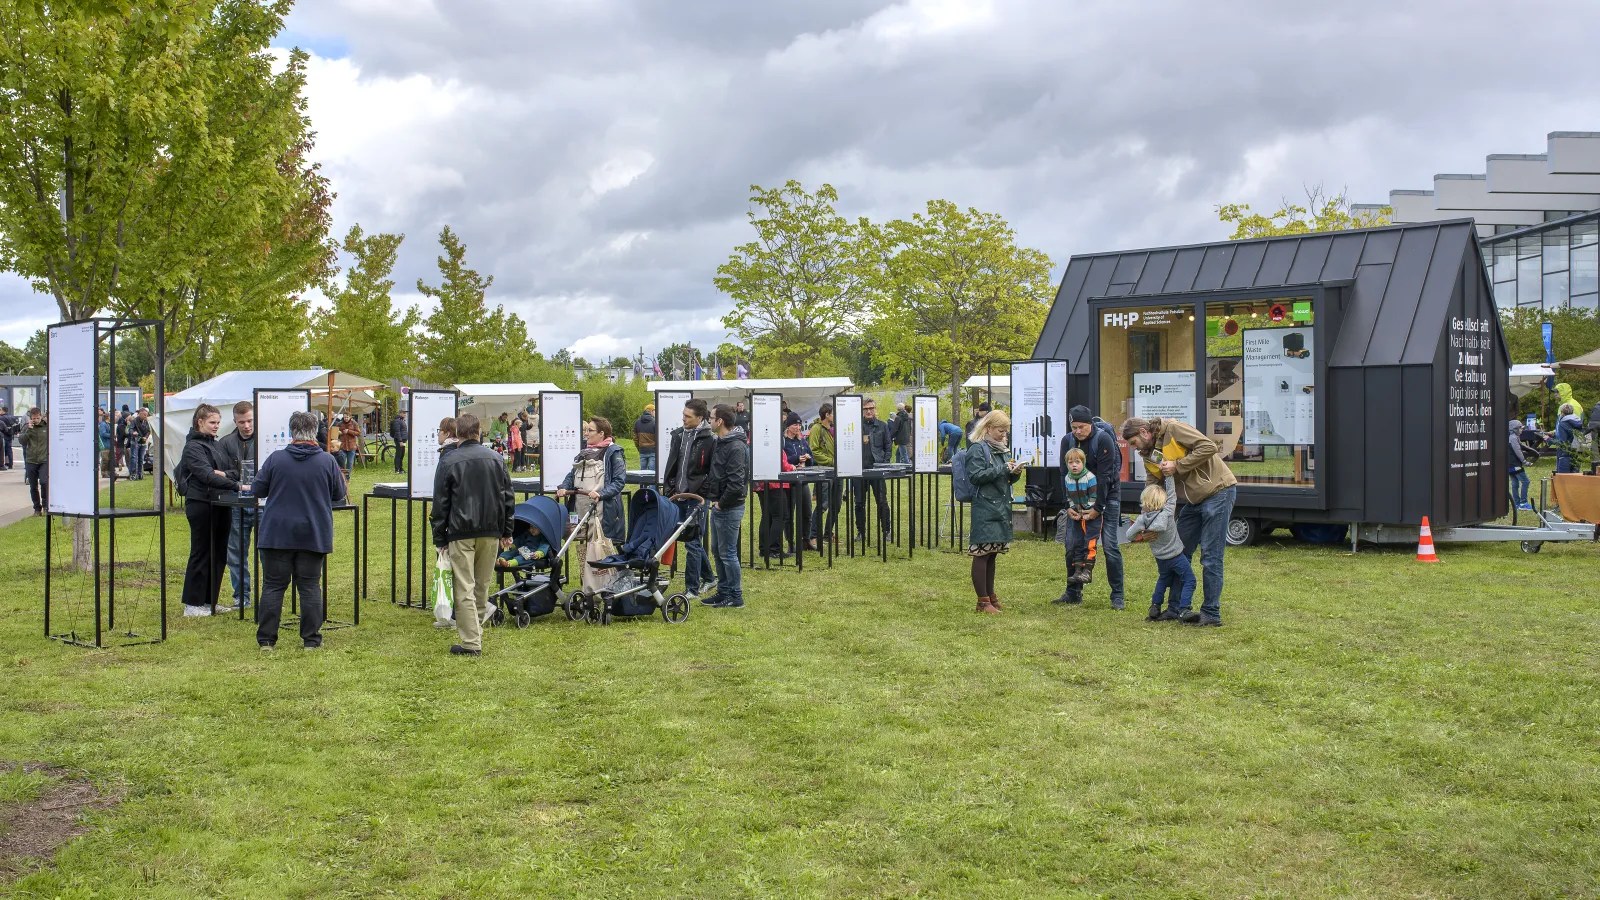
[1500,307,1600,418]
[576,374,652,435]
[715,181,874,377]
[867,200,1055,424]
[309,225,420,387]
[0,337,41,375]
[416,226,536,386]
[1218,184,1390,240]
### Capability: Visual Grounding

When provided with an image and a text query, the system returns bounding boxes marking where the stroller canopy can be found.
[514,496,565,545]
[606,488,682,562]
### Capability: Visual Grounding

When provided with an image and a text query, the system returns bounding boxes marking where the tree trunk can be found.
[951,363,962,430]
[71,517,92,572]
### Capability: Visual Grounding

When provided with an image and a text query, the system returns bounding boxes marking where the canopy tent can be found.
[162,369,383,476]
[644,377,854,423]
[454,383,563,421]
[962,374,1010,406]
[1556,347,1600,372]
[1510,363,1557,398]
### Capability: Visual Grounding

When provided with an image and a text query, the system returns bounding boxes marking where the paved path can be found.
[0,465,142,529]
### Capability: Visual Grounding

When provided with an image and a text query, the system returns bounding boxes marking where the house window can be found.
[1203,299,1315,487]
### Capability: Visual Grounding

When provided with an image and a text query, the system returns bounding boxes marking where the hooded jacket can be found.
[254,442,348,554]
[1509,421,1528,470]
[1123,475,1183,560]
[179,429,240,502]
[702,426,750,508]
[430,439,515,546]
[633,411,657,449]
[20,418,47,463]
[389,415,408,443]
[217,428,257,481]
[892,410,912,445]
[664,422,715,498]
[807,420,835,467]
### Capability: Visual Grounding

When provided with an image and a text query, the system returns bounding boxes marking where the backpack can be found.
[952,445,980,503]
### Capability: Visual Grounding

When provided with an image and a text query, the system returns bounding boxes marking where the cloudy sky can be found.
[5,0,1600,362]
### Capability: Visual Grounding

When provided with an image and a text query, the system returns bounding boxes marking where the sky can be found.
[5,0,1600,363]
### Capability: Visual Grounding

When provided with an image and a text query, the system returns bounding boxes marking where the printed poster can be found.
[913,395,939,473]
[835,395,863,478]
[1045,360,1068,467]
[1133,371,1197,426]
[254,390,311,471]
[409,391,459,498]
[540,391,584,493]
[655,390,693,487]
[1241,328,1314,446]
[1010,361,1048,467]
[750,393,783,482]
[48,322,96,516]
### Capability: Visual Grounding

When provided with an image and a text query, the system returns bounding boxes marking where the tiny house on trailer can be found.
[1032,219,1511,544]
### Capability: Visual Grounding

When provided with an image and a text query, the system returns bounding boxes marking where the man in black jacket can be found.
[853,398,893,540]
[128,408,151,480]
[390,410,408,473]
[664,398,718,598]
[430,413,513,657]
[1054,405,1125,609]
[0,405,16,470]
[891,403,912,463]
[216,401,258,611]
[702,404,749,608]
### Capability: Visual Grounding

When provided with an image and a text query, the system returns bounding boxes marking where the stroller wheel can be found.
[562,591,584,622]
[489,607,505,627]
[515,611,532,629]
[662,592,690,624]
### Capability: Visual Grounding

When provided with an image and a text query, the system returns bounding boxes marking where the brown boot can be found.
[988,595,1004,610]
[976,598,1001,615]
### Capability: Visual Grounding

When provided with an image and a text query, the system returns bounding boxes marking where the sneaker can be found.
[259,643,275,651]
[1156,609,1183,622]
[448,644,482,657]
[302,643,323,650]
[182,605,212,617]
[1179,610,1203,625]
[1146,604,1163,621]
[1185,615,1223,627]
[216,600,240,613]
[478,601,497,625]
[698,581,718,599]
[433,618,455,629]
[1110,598,1125,611]
[1518,503,1536,511]
[714,598,745,608]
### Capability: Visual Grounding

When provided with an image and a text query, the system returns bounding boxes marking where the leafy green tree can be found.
[654,343,694,378]
[868,200,1055,424]
[310,225,419,386]
[715,181,874,377]
[1501,307,1600,419]
[1218,184,1391,239]
[416,226,535,385]
[0,341,37,375]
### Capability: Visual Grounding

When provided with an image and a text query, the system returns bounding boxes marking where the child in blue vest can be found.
[1062,447,1099,584]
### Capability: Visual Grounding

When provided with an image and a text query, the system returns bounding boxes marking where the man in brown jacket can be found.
[1121,417,1236,627]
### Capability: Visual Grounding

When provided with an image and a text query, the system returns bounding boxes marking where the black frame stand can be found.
[44,318,167,649]
[245,500,361,630]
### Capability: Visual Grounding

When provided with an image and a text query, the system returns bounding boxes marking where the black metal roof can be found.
[1033,219,1487,369]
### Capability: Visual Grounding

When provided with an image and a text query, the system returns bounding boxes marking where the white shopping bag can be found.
[432,548,454,625]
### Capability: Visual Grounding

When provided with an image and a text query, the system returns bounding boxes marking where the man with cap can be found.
[633,403,658,472]
[1055,405,1125,609]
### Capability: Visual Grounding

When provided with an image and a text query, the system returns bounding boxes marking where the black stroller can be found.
[488,496,591,627]
[580,489,704,626]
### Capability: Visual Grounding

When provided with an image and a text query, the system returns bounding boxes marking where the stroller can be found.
[580,489,704,626]
[488,496,591,627]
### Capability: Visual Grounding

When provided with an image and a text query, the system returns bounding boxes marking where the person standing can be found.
[1508,420,1533,512]
[216,401,258,612]
[252,410,347,650]
[555,416,627,544]
[663,398,717,599]
[964,401,992,447]
[430,413,514,657]
[1120,416,1236,627]
[0,405,16,470]
[338,415,360,473]
[633,404,658,472]
[97,410,114,478]
[1055,406,1125,609]
[114,408,130,475]
[20,407,47,514]
[1555,403,1584,474]
[389,409,408,474]
[733,400,751,434]
[807,404,838,546]
[854,398,893,540]
[128,408,152,480]
[782,413,815,551]
[754,427,795,561]
[508,412,526,471]
[891,403,912,464]
[180,404,243,616]
[967,410,1021,615]
[701,404,750,608]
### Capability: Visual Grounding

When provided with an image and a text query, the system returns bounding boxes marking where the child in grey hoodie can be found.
[1123,475,1195,622]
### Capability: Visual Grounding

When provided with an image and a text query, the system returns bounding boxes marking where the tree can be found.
[655,342,694,378]
[1501,307,1600,419]
[715,181,874,377]
[416,226,535,385]
[309,225,419,386]
[0,341,35,375]
[868,200,1055,424]
[1217,184,1391,239]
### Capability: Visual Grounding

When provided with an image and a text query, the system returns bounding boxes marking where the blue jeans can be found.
[711,505,744,604]
[1103,497,1124,604]
[638,450,656,472]
[127,443,146,480]
[0,436,11,468]
[228,506,256,606]
[1510,469,1530,506]
[340,449,355,470]
[894,444,909,464]
[684,507,715,593]
[1176,485,1234,622]
[1152,553,1196,613]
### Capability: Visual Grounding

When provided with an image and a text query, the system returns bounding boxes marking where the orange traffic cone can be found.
[1416,516,1439,563]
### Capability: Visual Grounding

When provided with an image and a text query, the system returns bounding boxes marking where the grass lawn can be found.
[0,460,1597,897]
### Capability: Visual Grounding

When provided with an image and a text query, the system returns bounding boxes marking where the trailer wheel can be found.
[1521,541,1543,554]
[1225,516,1259,547]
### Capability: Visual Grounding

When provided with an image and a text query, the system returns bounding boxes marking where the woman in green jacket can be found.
[967,409,1021,615]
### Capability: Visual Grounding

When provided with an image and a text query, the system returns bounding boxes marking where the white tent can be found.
[962,374,1010,405]
[454,383,564,420]
[644,377,854,423]
[1510,363,1556,398]
[162,369,383,476]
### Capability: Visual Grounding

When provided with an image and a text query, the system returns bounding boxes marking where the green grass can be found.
[1,463,1597,897]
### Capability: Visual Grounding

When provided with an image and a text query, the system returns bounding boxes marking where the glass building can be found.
[1479,210,1600,312]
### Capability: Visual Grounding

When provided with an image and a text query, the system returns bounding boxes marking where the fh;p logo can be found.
[1103,311,1140,328]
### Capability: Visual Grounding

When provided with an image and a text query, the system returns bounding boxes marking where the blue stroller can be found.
[488,496,590,627]
[581,489,704,625]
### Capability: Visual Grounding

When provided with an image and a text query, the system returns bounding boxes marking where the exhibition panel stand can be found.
[360,390,457,611]
[834,394,867,560]
[43,318,168,649]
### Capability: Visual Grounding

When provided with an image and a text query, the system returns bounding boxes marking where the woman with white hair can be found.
[965,409,1022,615]
[251,410,348,650]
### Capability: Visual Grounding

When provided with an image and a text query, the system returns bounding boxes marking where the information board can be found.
[1045,361,1068,467]
[913,395,940,473]
[253,389,311,472]
[835,394,864,478]
[1010,361,1048,467]
[1241,327,1315,445]
[539,391,584,492]
[749,393,783,482]
[1133,371,1197,425]
[654,390,693,487]
[1447,315,1494,474]
[408,390,459,498]
[48,322,96,516]
[97,387,142,415]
